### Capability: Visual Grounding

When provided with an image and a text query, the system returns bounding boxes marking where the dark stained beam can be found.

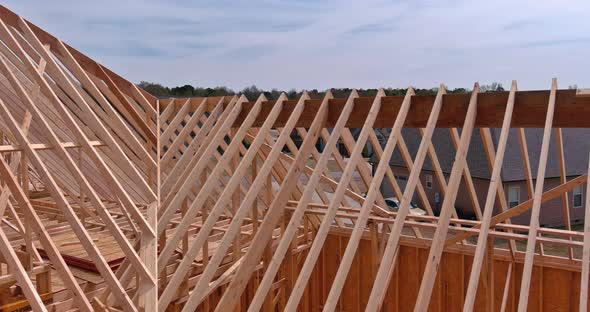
[235,89,588,128]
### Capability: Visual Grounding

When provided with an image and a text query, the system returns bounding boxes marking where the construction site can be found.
[0,3,589,312]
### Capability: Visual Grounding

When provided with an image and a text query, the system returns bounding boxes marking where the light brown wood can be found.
[414,84,479,311]
[517,79,558,312]
[0,6,585,311]
[248,89,356,312]
[322,89,413,311]
[463,81,517,311]
[579,155,590,311]
[158,93,298,309]
[211,91,330,312]
[555,128,574,259]
[366,86,445,312]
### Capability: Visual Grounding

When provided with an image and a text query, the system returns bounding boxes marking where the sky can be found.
[4,0,590,91]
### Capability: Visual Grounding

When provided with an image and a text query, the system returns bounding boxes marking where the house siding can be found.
[380,165,586,227]
[505,178,586,226]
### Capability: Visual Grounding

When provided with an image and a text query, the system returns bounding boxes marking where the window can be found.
[396,175,407,186]
[574,186,583,208]
[385,199,399,211]
[508,185,520,208]
[425,174,433,189]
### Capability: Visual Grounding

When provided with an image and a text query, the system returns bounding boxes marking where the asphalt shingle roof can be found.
[370,128,590,181]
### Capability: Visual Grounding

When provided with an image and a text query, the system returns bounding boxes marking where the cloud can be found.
[520,38,590,48]
[501,19,537,31]
[3,0,590,90]
[223,44,276,61]
[345,22,396,35]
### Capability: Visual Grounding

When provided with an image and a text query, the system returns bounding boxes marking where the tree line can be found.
[137,81,508,100]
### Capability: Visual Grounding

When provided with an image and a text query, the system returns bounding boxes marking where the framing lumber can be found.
[0,5,586,311]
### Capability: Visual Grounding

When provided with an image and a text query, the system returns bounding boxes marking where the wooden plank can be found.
[390,134,434,218]
[210,90,330,312]
[0,156,93,311]
[157,95,242,239]
[555,128,574,259]
[161,98,207,164]
[0,18,154,282]
[0,226,47,311]
[449,128,483,221]
[137,100,158,312]
[0,41,139,312]
[414,84,479,310]
[444,173,587,246]
[366,86,446,312]
[159,96,236,207]
[52,39,156,181]
[479,127,517,256]
[518,128,535,199]
[157,93,290,310]
[0,140,104,152]
[517,79,558,312]
[321,89,413,311]
[0,6,158,109]
[156,94,263,274]
[578,155,590,311]
[463,81,517,311]
[228,90,585,128]
[248,89,355,311]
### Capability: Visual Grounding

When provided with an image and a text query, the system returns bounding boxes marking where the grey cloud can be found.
[520,38,590,48]
[345,22,395,35]
[501,19,537,31]
[3,0,590,90]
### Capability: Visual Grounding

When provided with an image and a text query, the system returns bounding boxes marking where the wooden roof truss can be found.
[0,4,588,312]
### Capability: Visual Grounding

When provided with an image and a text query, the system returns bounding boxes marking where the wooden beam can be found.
[414,83,480,310]
[0,5,157,107]
[366,85,446,312]
[479,127,517,256]
[52,38,156,180]
[449,128,483,220]
[0,226,47,311]
[156,94,262,272]
[517,79,558,312]
[211,90,329,312]
[232,89,585,128]
[157,93,290,310]
[463,81,517,311]
[0,140,104,152]
[160,98,207,164]
[0,18,155,283]
[445,173,587,246]
[0,75,139,312]
[555,128,574,259]
[248,89,355,311]
[579,154,590,311]
[159,96,237,206]
[0,155,93,311]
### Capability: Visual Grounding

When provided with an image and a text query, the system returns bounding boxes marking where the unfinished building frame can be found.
[0,4,588,312]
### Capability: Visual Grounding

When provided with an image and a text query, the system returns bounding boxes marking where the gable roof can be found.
[501,128,590,181]
[371,127,590,182]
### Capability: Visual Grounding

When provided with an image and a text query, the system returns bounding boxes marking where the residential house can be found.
[370,128,590,226]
